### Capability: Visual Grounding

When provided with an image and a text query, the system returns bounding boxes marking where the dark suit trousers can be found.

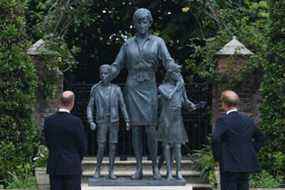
[220,172,249,190]
[49,174,81,190]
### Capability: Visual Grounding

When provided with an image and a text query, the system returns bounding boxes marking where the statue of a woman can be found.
[103,8,182,180]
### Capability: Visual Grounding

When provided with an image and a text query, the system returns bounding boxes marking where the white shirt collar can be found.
[58,108,70,113]
[226,108,238,115]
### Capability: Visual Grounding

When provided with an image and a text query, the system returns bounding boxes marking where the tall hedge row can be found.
[0,0,38,184]
[259,0,285,178]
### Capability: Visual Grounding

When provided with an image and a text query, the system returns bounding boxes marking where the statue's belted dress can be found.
[157,84,194,144]
[111,35,175,126]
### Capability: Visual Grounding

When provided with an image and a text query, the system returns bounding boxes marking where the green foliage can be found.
[38,36,76,100]
[185,1,269,89]
[33,145,48,167]
[26,0,77,101]
[192,143,217,187]
[0,0,38,185]
[259,0,285,179]
[25,0,231,83]
[188,1,284,187]
[250,170,282,188]
[26,0,47,40]
[7,176,36,190]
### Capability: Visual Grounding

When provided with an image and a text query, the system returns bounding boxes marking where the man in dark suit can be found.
[43,91,87,190]
[212,90,265,190]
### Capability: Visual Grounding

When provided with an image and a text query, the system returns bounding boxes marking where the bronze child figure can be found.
[87,64,130,179]
[157,64,197,181]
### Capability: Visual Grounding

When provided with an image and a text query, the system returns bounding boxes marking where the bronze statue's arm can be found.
[158,38,175,71]
[87,89,97,130]
[87,84,99,128]
[107,43,127,82]
[86,95,95,124]
[182,86,196,111]
[118,87,129,123]
[118,87,130,130]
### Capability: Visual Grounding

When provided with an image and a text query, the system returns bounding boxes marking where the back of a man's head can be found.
[221,90,240,107]
[60,91,75,108]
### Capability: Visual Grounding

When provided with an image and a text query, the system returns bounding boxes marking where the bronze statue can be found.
[87,64,130,179]
[102,8,183,180]
[157,64,197,180]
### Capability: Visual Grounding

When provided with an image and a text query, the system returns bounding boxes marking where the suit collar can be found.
[58,108,70,113]
[226,108,238,115]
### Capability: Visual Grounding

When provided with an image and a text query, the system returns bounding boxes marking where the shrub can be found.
[192,143,217,187]
[259,0,285,179]
[33,145,48,168]
[0,0,38,185]
[250,170,282,188]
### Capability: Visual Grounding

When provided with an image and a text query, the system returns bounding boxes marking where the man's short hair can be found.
[100,64,111,72]
[221,90,240,107]
[133,8,153,24]
[60,91,75,107]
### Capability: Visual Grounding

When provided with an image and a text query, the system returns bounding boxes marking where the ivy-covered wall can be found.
[0,0,38,185]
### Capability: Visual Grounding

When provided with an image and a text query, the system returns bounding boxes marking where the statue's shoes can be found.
[109,173,117,180]
[176,173,185,181]
[93,171,101,179]
[153,169,161,180]
[131,170,143,180]
[166,174,174,181]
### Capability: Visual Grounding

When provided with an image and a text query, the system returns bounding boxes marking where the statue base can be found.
[89,177,186,186]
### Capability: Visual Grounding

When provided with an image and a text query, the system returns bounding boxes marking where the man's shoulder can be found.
[237,111,250,118]
[225,111,254,126]
[229,111,252,120]
[68,113,81,122]
[55,112,81,122]
[237,111,255,123]
[44,112,58,122]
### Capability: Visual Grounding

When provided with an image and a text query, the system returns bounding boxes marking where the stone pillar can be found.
[27,39,63,128]
[212,36,261,124]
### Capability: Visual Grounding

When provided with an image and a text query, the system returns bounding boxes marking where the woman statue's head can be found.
[133,8,153,35]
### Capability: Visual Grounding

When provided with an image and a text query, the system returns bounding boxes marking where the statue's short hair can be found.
[221,90,240,107]
[133,8,153,24]
[100,64,111,72]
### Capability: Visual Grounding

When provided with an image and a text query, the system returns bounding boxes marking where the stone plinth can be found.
[89,177,186,186]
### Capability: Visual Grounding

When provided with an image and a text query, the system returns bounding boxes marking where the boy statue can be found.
[157,63,197,181]
[87,64,130,179]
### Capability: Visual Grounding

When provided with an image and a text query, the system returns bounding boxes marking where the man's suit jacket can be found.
[43,111,87,175]
[212,111,265,173]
